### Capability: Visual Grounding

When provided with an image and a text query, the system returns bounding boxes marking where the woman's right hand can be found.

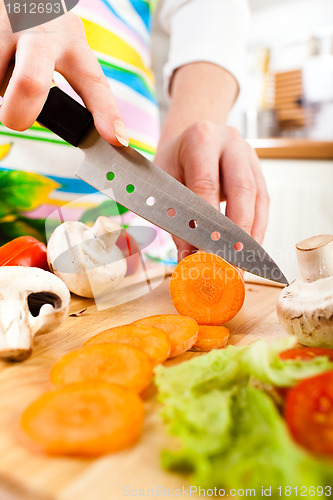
[0,3,128,146]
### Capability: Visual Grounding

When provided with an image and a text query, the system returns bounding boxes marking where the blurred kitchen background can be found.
[234,0,333,140]
[153,0,333,283]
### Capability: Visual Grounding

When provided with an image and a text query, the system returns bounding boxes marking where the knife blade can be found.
[37,87,288,285]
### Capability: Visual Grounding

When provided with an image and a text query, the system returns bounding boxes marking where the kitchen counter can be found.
[0,279,286,500]
[249,138,333,159]
[247,139,333,281]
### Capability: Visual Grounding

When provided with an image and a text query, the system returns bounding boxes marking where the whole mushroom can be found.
[277,234,333,347]
[47,216,127,298]
[0,266,70,361]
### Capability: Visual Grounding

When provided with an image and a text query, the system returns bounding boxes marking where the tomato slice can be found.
[280,347,333,362]
[285,370,333,457]
[0,236,49,270]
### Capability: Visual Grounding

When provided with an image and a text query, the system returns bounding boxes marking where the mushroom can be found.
[0,266,70,361]
[47,216,127,298]
[277,234,333,347]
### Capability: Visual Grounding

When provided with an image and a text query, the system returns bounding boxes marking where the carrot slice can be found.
[83,324,171,366]
[192,325,230,352]
[50,343,153,393]
[170,252,245,325]
[20,381,144,457]
[133,314,198,358]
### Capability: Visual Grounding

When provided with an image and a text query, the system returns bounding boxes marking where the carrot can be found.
[20,381,144,457]
[83,324,171,366]
[170,252,245,325]
[50,343,153,393]
[191,325,230,352]
[133,314,198,358]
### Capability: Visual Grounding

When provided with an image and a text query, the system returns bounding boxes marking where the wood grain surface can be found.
[0,279,287,500]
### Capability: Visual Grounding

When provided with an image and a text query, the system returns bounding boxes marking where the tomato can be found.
[116,230,140,276]
[0,236,49,271]
[280,347,333,362]
[277,348,333,401]
[285,370,333,457]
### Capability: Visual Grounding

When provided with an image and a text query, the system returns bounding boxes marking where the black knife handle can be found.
[37,86,94,147]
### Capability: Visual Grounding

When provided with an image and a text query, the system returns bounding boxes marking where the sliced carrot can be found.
[20,381,144,457]
[50,343,153,393]
[133,314,198,358]
[83,324,171,366]
[170,252,245,325]
[192,325,230,352]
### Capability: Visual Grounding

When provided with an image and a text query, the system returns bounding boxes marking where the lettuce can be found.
[237,337,333,387]
[155,339,333,497]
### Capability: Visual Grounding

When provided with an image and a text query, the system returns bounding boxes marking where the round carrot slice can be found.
[20,381,144,457]
[133,314,198,358]
[192,325,230,352]
[84,324,171,366]
[50,344,153,393]
[170,252,245,325]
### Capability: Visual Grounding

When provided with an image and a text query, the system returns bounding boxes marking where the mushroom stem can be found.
[47,217,127,299]
[0,297,32,361]
[296,234,333,282]
[277,234,333,347]
[0,267,71,362]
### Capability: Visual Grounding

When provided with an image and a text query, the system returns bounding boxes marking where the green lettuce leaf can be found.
[238,338,333,387]
[155,339,333,497]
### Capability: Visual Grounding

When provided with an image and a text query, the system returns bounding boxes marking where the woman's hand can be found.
[154,62,269,260]
[0,4,128,145]
[155,123,269,260]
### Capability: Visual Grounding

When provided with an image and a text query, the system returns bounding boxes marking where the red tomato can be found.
[0,236,49,271]
[280,347,333,361]
[285,370,333,457]
[116,230,140,276]
[277,348,333,401]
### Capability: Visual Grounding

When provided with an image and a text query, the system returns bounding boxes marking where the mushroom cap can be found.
[0,266,71,361]
[277,276,333,347]
[47,217,127,298]
[0,265,71,300]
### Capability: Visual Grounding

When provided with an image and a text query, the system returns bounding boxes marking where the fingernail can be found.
[113,119,129,147]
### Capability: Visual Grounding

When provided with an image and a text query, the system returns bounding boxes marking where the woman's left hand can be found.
[155,121,270,261]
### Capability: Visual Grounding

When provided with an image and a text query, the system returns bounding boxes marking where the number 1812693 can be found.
[5,2,62,14]
[277,486,331,496]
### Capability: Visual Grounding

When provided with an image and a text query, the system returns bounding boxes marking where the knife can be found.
[35,86,288,285]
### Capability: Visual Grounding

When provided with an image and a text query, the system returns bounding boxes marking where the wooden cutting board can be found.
[0,279,287,500]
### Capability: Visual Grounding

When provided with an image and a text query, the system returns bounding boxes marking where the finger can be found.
[180,125,221,211]
[0,19,15,94]
[247,144,270,244]
[0,2,15,89]
[0,45,15,97]
[174,236,196,262]
[58,38,128,147]
[221,136,257,238]
[0,35,55,130]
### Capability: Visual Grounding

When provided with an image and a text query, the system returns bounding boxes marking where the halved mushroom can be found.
[277,234,333,347]
[0,266,70,361]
